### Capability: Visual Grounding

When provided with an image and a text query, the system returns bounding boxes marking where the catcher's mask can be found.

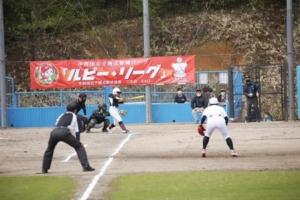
[98,103,107,111]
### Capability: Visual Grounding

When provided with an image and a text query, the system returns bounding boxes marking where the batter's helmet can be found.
[113,87,121,95]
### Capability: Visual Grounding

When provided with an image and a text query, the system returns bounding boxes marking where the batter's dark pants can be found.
[42,127,91,171]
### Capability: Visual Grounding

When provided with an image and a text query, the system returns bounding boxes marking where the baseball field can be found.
[0,122,300,200]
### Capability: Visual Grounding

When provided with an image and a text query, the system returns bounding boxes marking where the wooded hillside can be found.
[3,0,300,90]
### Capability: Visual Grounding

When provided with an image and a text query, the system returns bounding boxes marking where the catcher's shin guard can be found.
[109,124,116,129]
[86,119,96,132]
[102,119,110,132]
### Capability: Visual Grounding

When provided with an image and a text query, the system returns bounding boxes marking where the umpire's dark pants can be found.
[76,114,88,141]
[42,127,90,171]
[247,98,259,119]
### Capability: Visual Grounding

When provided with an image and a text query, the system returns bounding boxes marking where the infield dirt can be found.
[1,122,300,199]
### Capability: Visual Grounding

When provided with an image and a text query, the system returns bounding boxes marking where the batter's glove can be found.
[119,110,128,117]
[197,124,206,136]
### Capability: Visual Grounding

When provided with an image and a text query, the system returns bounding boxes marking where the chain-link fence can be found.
[6,71,233,107]
[230,64,287,121]
[0,77,15,107]
[4,66,290,122]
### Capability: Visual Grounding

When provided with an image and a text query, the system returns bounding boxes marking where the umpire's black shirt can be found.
[55,112,79,135]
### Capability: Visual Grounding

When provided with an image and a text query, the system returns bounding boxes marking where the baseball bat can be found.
[128,95,145,100]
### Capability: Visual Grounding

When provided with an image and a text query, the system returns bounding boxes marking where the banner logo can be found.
[35,63,58,86]
[172,57,187,79]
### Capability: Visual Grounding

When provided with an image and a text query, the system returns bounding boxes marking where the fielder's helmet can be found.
[112,87,121,95]
[209,97,219,105]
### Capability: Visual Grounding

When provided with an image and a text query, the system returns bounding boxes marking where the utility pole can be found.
[143,0,152,123]
[0,0,6,128]
[287,0,295,120]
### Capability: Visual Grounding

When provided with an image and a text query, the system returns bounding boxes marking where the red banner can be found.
[30,55,195,89]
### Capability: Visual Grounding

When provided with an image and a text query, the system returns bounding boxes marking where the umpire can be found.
[42,103,95,173]
[243,76,260,122]
[68,93,88,141]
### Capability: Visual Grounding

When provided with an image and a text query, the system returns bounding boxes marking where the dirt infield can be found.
[1,122,300,199]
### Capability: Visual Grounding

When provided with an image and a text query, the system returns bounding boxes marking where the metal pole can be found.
[287,0,295,120]
[0,0,6,128]
[143,0,152,123]
[227,67,234,119]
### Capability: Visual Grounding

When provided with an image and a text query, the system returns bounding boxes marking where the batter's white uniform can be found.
[109,98,123,124]
[202,105,230,139]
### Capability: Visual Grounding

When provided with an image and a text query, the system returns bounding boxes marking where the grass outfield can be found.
[0,176,76,200]
[105,170,300,200]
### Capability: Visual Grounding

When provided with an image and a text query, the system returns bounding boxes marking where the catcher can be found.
[86,103,111,133]
[198,97,238,157]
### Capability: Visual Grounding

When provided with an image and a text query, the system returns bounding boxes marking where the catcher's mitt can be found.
[197,124,206,136]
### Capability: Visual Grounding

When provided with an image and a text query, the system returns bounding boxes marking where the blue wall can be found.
[297,66,300,119]
[1,103,195,127]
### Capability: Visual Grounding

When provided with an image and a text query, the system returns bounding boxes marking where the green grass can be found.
[0,176,77,200]
[105,171,300,200]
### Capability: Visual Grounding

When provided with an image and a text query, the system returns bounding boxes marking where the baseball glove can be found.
[197,124,206,136]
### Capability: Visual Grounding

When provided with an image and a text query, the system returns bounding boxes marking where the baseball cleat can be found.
[42,169,48,174]
[83,166,95,172]
[231,151,238,157]
[122,129,129,134]
[106,128,112,133]
[201,149,206,157]
[107,128,112,133]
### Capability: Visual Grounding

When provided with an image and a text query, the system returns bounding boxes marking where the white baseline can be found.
[79,133,133,200]
[61,144,88,163]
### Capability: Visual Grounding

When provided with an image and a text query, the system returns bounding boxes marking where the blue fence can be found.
[0,70,244,127]
[297,65,300,119]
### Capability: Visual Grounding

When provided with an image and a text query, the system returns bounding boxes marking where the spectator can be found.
[203,86,214,99]
[217,89,226,103]
[263,112,273,122]
[174,88,187,103]
[191,88,208,123]
[217,89,227,109]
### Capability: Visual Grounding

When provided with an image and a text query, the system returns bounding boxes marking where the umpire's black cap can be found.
[79,93,87,98]
[67,102,77,112]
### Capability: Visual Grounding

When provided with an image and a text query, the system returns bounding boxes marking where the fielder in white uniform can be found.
[200,97,238,157]
[107,87,129,133]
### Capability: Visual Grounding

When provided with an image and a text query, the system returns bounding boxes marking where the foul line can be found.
[78,133,132,200]
[61,144,88,163]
